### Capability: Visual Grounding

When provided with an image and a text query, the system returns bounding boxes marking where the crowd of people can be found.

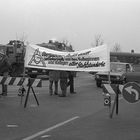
[49,70,76,97]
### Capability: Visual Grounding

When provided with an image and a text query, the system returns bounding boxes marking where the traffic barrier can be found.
[102,84,124,94]
[0,76,42,87]
[102,84,124,119]
[0,76,42,108]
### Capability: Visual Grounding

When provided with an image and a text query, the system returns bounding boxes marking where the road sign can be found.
[122,82,140,103]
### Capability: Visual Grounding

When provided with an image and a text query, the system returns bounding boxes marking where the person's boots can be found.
[54,87,58,95]
[49,89,53,96]
[2,85,7,96]
[59,90,66,97]
[54,92,58,95]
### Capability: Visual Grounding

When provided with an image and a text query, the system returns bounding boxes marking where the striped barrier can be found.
[102,84,124,94]
[0,76,42,87]
[102,84,124,118]
[0,76,42,108]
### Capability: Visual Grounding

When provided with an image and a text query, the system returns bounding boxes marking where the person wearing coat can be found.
[59,71,69,97]
[49,70,60,95]
[67,71,76,94]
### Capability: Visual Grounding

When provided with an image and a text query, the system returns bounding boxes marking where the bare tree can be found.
[91,34,104,47]
[112,42,121,52]
[16,32,28,45]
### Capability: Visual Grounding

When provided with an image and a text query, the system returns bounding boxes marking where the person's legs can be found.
[69,76,74,93]
[59,79,67,97]
[54,81,58,95]
[2,72,8,96]
[67,77,70,87]
[2,84,7,96]
[69,76,76,94]
[49,81,53,95]
[61,89,66,97]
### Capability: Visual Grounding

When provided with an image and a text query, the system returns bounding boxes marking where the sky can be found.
[0,0,140,52]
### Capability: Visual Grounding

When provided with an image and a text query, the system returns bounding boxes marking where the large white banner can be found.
[24,44,110,72]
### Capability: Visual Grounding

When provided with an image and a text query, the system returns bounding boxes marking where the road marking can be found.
[41,135,51,138]
[22,116,79,140]
[7,124,18,128]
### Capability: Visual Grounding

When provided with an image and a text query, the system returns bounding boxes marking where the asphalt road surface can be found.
[0,72,140,140]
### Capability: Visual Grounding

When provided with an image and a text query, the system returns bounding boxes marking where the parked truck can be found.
[0,40,48,77]
[95,62,140,87]
[0,51,10,76]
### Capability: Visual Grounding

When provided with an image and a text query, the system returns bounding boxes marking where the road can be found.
[0,72,140,140]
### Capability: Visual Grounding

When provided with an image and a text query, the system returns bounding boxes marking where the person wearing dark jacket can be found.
[49,70,60,95]
[67,71,76,94]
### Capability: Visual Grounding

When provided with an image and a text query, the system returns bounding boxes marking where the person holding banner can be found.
[59,71,69,97]
[49,70,60,96]
[67,71,76,94]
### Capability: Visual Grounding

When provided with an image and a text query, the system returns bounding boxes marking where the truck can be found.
[0,51,10,75]
[0,40,48,78]
[123,71,140,84]
[95,62,134,87]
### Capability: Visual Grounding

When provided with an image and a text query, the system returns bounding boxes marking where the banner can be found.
[24,44,110,72]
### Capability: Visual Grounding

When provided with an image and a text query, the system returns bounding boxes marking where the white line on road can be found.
[41,135,51,138]
[6,124,18,127]
[22,116,79,140]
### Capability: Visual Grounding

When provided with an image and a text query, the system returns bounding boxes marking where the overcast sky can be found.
[0,0,140,52]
